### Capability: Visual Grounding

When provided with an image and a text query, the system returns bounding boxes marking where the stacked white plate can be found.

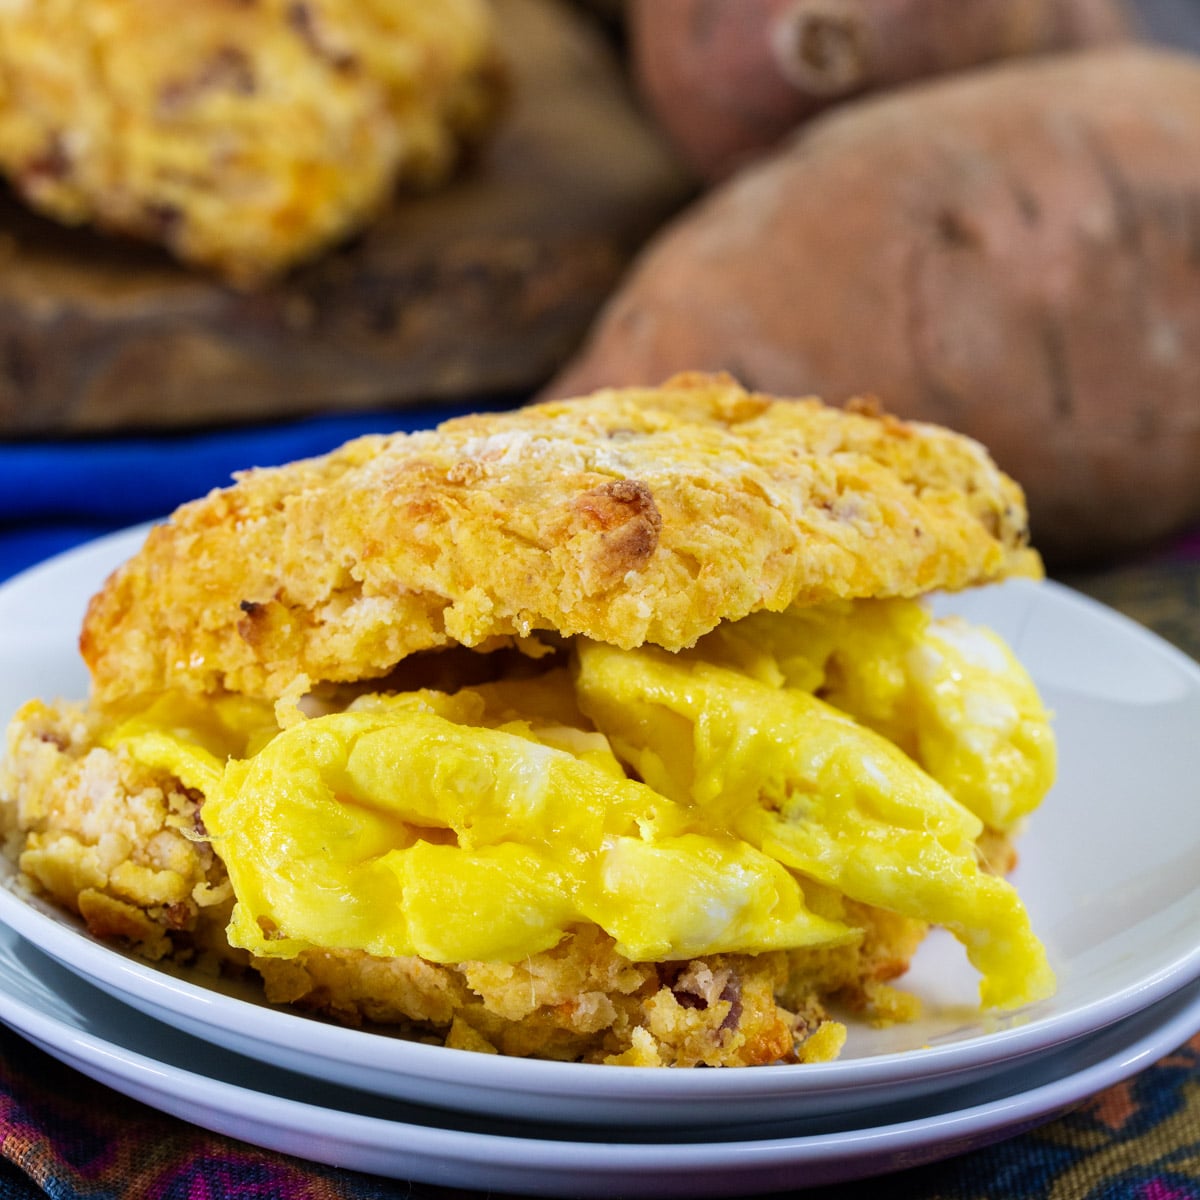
[0,530,1198,1197]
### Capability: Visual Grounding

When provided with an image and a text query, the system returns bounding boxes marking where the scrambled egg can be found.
[106,598,1056,1011]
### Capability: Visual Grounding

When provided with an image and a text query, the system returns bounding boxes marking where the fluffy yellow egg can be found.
[105,599,1057,1012]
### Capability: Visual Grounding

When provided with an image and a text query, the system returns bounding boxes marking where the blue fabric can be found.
[0,404,506,584]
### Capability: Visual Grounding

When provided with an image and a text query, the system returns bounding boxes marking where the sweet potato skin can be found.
[631,0,1130,181]
[549,47,1200,564]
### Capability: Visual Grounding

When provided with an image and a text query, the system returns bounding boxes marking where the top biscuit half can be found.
[81,374,1040,704]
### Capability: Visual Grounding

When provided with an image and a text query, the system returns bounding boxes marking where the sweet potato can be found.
[632,0,1130,180]
[549,47,1200,565]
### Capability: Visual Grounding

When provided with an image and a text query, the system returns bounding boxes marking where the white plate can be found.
[1,527,1199,1127]
[1,920,1199,1196]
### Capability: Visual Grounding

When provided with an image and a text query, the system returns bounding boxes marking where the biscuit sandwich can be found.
[0,373,1056,1066]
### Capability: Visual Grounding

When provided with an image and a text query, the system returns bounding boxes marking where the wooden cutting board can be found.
[0,0,691,435]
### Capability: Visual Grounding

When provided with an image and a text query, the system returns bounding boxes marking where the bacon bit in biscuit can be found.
[164,900,195,930]
[157,46,258,114]
[570,478,663,590]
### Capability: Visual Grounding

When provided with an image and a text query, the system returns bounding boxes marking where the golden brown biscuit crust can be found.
[82,373,1039,704]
